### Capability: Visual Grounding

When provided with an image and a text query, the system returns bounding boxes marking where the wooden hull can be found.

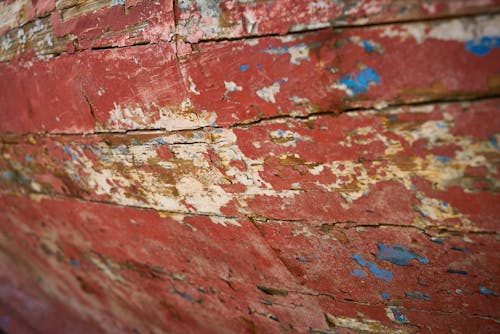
[1,1,500,333]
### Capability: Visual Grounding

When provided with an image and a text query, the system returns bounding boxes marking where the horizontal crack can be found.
[0,188,498,237]
[252,217,499,237]
[0,189,242,221]
[1,9,499,64]
[1,95,499,139]
[192,10,500,45]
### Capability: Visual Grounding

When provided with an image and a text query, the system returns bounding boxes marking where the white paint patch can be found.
[29,19,44,36]
[1,35,12,51]
[269,129,312,147]
[224,81,243,94]
[382,15,500,44]
[289,21,330,32]
[243,10,258,34]
[326,313,408,334]
[243,38,259,46]
[309,165,324,176]
[176,176,232,214]
[108,100,217,131]
[288,44,310,65]
[188,76,200,95]
[17,29,26,45]
[330,82,353,97]
[256,79,286,103]
[210,216,242,227]
[264,43,310,65]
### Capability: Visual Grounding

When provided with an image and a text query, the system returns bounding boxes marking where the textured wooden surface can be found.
[1,1,500,333]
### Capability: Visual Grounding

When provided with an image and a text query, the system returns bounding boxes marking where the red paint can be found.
[1,1,500,333]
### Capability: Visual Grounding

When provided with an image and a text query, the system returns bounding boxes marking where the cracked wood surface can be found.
[1,194,499,333]
[1,100,500,231]
[0,0,500,333]
[2,0,500,62]
[1,14,500,134]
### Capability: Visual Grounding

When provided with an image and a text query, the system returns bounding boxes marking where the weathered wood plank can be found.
[1,15,499,134]
[0,0,175,62]
[0,42,188,133]
[0,192,498,333]
[182,14,500,126]
[0,0,55,34]
[1,100,498,232]
[0,17,67,62]
[175,0,500,42]
[0,247,105,334]
[52,0,175,48]
[0,193,328,334]
[255,221,500,320]
[1,1,499,333]
[2,0,500,63]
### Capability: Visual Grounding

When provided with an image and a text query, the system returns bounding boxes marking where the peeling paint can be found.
[256,79,287,103]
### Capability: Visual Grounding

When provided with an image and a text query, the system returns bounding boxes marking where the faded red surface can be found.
[0,0,500,333]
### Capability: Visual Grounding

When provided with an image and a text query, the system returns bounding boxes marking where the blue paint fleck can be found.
[388,114,398,123]
[436,121,447,128]
[1,171,14,180]
[488,134,499,149]
[149,138,168,149]
[25,155,33,162]
[174,289,196,302]
[405,291,430,301]
[362,40,376,52]
[450,247,470,253]
[110,0,125,6]
[63,146,79,162]
[431,238,444,244]
[441,202,449,207]
[263,43,309,64]
[390,307,408,323]
[239,64,249,71]
[376,244,429,266]
[70,258,80,267]
[479,285,498,296]
[153,138,168,146]
[456,289,463,295]
[115,144,129,155]
[256,64,263,69]
[296,257,310,262]
[351,254,393,282]
[465,36,500,56]
[436,156,452,163]
[352,269,367,278]
[418,280,429,287]
[325,65,337,74]
[381,291,390,300]
[338,67,381,96]
[447,269,468,275]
